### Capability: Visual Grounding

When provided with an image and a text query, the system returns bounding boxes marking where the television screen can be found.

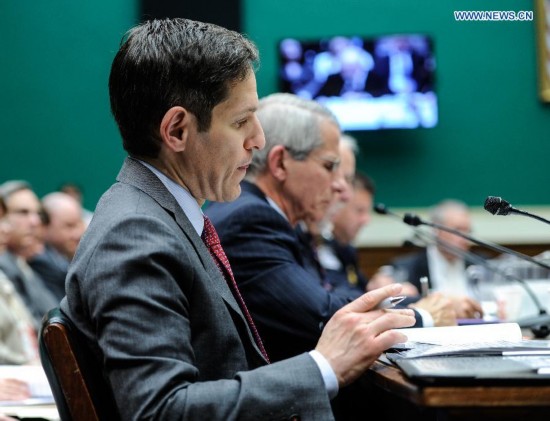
[278,34,437,131]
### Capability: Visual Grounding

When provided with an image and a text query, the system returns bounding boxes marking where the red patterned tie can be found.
[201,215,270,362]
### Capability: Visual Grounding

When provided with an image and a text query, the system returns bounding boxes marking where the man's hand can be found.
[410,292,457,326]
[367,272,419,297]
[0,378,31,401]
[315,284,416,387]
[447,295,484,319]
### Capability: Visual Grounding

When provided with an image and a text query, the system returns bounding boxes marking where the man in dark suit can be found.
[205,94,426,361]
[28,192,86,301]
[60,18,414,420]
[316,168,457,327]
[0,180,58,329]
[319,171,375,295]
[389,199,484,318]
[206,93,363,363]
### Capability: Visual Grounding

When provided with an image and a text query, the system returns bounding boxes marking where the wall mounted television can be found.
[278,34,437,131]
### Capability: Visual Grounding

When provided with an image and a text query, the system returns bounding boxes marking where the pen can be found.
[419,276,429,298]
[376,295,406,309]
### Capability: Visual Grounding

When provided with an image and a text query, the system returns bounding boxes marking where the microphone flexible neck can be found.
[413,229,548,319]
[404,213,550,271]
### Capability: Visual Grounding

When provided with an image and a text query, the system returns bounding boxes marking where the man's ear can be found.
[267,145,289,181]
[159,106,190,152]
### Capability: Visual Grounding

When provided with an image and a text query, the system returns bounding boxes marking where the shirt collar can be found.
[266,196,289,222]
[138,160,204,236]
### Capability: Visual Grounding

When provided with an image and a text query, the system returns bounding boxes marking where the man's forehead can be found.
[6,189,39,206]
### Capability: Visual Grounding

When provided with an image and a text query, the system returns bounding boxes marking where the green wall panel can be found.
[0,1,137,209]
[244,0,550,208]
[0,1,548,210]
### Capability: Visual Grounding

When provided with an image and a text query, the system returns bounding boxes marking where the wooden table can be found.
[365,357,550,421]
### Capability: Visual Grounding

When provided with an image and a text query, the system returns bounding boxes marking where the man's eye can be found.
[324,162,336,172]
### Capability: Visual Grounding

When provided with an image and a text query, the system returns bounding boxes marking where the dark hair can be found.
[353,171,376,195]
[109,18,259,158]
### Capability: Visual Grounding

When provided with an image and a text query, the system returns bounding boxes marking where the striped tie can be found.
[201,216,270,362]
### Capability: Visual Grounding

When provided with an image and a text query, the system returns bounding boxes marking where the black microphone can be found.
[374,203,401,219]
[484,196,550,225]
[403,212,550,338]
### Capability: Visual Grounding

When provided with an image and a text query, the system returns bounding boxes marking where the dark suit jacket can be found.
[322,239,369,295]
[28,244,69,302]
[319,239,423,324]
[61,158,334,420]
[206,181,359,362]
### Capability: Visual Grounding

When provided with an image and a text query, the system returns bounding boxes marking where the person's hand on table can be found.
[315,283,416,387]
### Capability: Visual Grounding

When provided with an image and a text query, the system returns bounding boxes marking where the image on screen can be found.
[278,34,438,131]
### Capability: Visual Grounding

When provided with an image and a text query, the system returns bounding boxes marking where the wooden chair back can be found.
[39,307,119,421]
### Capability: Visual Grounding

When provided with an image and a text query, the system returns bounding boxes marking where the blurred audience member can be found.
[0,196,39,364]
[28,192,86,301]
[318,171,375,294]
[387,199,484,319]
[59,182,94,226]
[0,180,58,327]
[318,171,454,326]
[0,272,38,364]
[295,133,357,287]
[206,93,359,363]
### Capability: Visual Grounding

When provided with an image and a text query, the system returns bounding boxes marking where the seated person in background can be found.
[0,198,39,365]
[318,171,374,294]
[206,93,371,363]
[293,133,356,290]
[0,181,58,329]
[28,192,86,301]
[59,182,94,227]
[206,94,447,361]
[317,165,454,327]
[379,199,484,319]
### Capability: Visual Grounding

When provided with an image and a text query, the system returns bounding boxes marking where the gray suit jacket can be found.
[61,157,334,420]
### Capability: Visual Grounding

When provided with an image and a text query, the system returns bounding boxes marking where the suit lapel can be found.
[116,158,266,360]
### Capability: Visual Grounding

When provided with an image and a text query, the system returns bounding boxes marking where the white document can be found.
[397,322,523,346]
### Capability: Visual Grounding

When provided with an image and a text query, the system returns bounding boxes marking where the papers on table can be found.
[392,322,550,365]
[397,322,523,346]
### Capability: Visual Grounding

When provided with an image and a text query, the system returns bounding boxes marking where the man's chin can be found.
[218,185,242,203]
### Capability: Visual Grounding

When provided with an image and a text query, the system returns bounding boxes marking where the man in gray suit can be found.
[61,18,415,420]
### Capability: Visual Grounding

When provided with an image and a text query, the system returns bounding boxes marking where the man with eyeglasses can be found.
[205,93,353,361]
[0,180,58,328]
[205,93,365,418]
